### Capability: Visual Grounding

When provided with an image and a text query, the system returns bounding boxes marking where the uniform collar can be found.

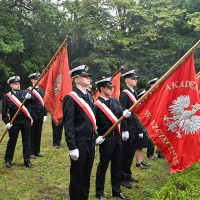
[74,88,86,98]
[126,87,135,94]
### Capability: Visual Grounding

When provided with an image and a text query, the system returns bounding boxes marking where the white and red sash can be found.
[7,92,33,123]
[28,87,44,110]
[95,100,121,135]
[68,91,96,130]
[122,89,137,104]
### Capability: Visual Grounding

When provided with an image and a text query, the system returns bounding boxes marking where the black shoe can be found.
[5,162,12,168]
[25,162,34,168]
[113,192,130,200]
[141,161,150,166]
[136,163,148,169]
[129,176,139,183]
[59,144,65,148]
[121,181,132,189]
[30,155,36,159]
[148,155,157,160]
[54,145,60,149]
[96,195,107,200]
[35,153,43,157]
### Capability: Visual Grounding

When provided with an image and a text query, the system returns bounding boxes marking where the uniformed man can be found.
[95,77,131,200]
[119,70,140,189]
[2,76,33,168]
[52,117,64,149]
[63,65,103,200]
[28,73,47,159]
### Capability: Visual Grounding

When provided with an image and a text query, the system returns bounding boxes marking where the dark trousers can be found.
[30,117,43,155]
[52,119,63,146]
[5,121,31,163]
[70,140,95,200]
[147,139,155,157]
[121,138,136,181]
[96,137,122,196]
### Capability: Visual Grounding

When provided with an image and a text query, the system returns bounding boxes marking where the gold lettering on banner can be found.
[166,84,171,91]
[150,120,179,165]
[179,81,184,88]
[172,81,178,89]
[166,80,198,91]
[145,110,152,118]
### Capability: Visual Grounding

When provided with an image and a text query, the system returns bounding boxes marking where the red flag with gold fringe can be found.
[134,54,200,173]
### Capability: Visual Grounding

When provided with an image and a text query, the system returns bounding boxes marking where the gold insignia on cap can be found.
[36,73,40,77]
[85,66,89,71]
[15,76,19,81]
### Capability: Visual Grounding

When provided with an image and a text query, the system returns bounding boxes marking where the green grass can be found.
[0,115,199,200]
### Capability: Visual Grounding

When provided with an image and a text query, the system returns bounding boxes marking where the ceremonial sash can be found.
[95,100,121,135]
[122,89,137,104]
[68,91,96,130]
[7,92,33,123]
[28,87,44,110]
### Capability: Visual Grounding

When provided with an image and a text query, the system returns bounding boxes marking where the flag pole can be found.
[0,27,76,144]
[91,63,128,96]
[100,40,200,140]
[196,71,200,78]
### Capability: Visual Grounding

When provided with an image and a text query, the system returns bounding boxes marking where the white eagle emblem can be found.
[164,95,200,138]
[53,73,62,96]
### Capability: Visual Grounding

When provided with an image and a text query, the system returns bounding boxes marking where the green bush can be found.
[153,162,200,200]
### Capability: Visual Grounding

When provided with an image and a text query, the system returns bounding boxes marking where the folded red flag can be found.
[39,45,72,124]
[111,72,121,99]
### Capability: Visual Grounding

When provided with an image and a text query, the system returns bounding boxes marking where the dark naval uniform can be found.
[119,87,141,182]
[95,96,127,197]
[63,88,97,200]
[2,90,31,165]
[29,86,47,156]
[52,118,64,148]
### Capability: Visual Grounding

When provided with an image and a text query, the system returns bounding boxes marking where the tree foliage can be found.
[0,0,200,95]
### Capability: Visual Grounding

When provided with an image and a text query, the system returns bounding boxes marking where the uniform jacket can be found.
[63,88,97,150]
[29,86,47,122]
[119,87,143,138]
[95,96,127,139]
[2,90,31,125]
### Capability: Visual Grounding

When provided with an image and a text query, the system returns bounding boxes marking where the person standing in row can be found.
[28,73,47,159]
[63,65,104,200]
[119,70,140,189]
[95,77,131,200]
[2,76,33,168]
[52,117,64,149]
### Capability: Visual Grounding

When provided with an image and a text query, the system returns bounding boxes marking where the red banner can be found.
[196,75,200,94]
[39,45,72,124]
[111,72,121,99]
[134,54,200,173]
[93,90,100,102]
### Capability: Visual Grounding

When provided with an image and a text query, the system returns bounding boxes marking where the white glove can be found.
[123,109,131,118]
[43,116,47,122]
[122,131,129,141]
[69,149,79,161]
[96,136,105,145]
[25,93,31,99]
[6,123,13,129]
[139,133,144,138]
